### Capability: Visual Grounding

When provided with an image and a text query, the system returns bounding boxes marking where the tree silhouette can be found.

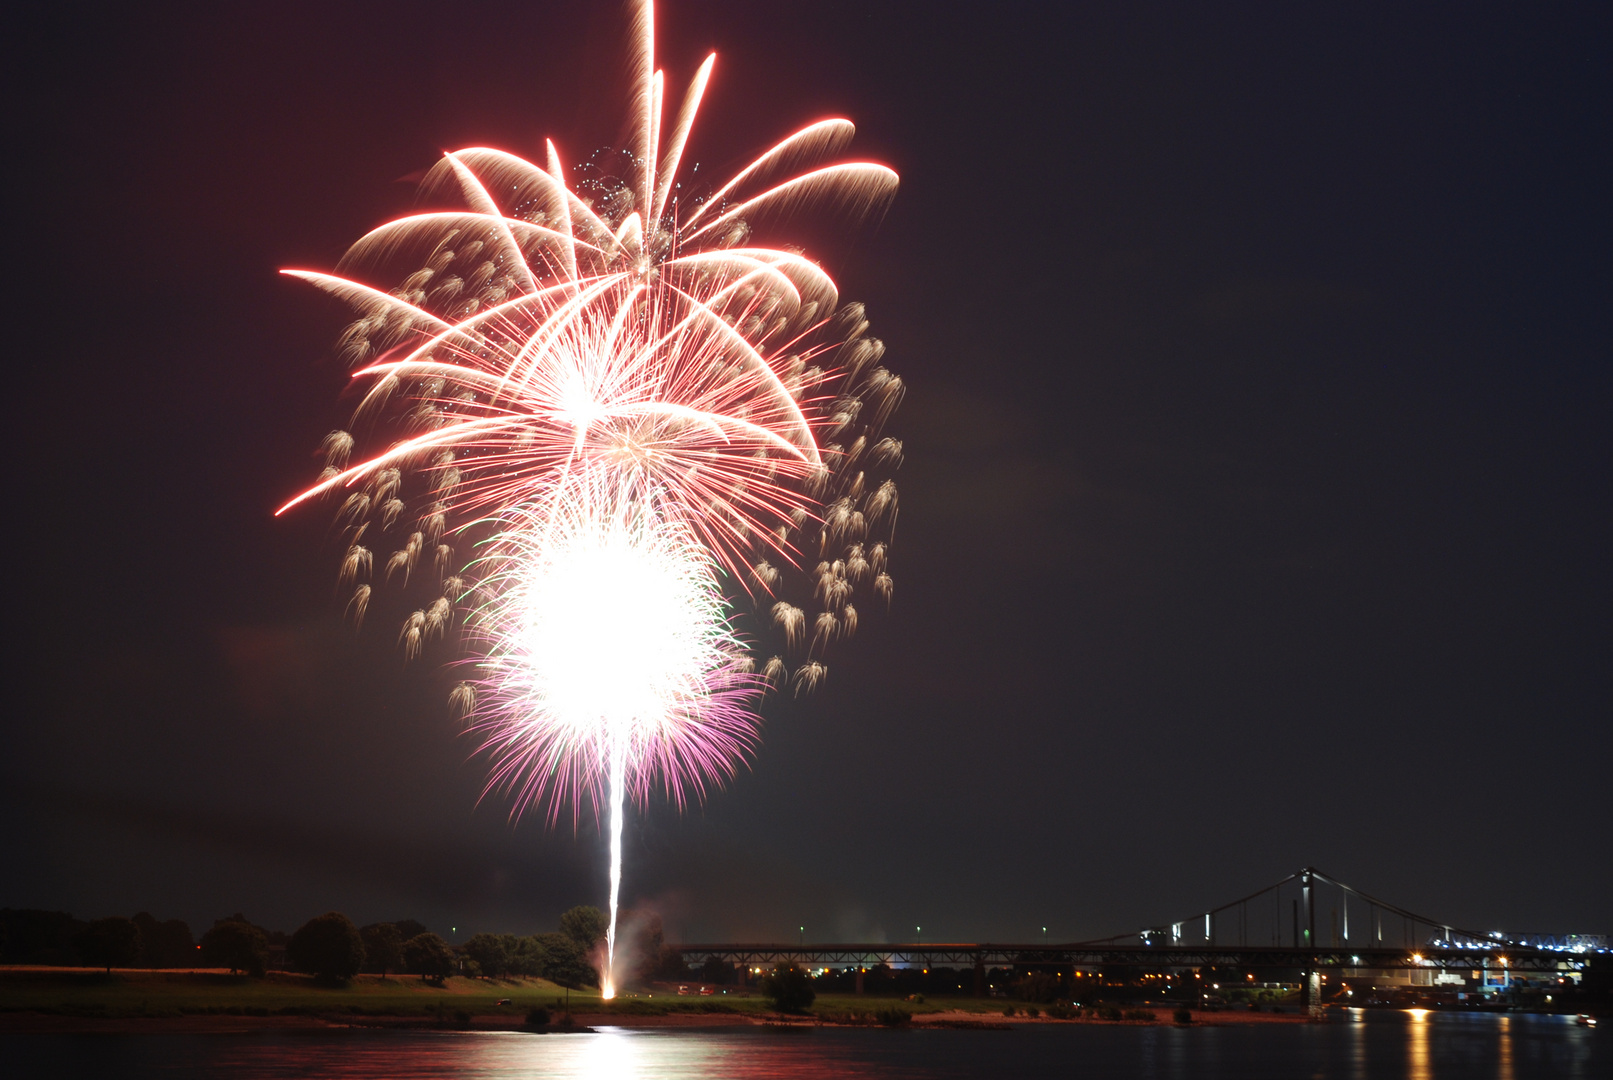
[75,917,141,973]
[288,912,365,982]
[403,932,454,984]
[360,923,403,977]
[559,906,608,951]
[761,963,815,1012]
[200,920,269,977]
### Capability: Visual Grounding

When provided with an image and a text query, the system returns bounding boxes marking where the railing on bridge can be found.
[1438,931,1607,954]
[673,941,1587,972]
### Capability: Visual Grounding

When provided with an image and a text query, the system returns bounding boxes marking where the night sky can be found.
[7,1,1609,945]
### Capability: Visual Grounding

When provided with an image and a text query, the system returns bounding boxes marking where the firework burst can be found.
[280,0,902,996]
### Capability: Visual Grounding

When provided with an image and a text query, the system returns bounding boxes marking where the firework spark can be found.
[280,0,902,996]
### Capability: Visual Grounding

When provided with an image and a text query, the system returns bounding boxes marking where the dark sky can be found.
[6,1,1609,945]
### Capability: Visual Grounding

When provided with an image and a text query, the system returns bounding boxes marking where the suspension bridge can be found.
[673,866,1606,1001]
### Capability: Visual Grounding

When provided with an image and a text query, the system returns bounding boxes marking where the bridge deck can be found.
[673,942,1585,971]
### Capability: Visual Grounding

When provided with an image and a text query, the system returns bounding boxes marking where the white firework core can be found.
[499,501,736,735]
[474,490,752,997]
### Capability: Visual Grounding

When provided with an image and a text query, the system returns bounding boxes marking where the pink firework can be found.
[279,0,902,996]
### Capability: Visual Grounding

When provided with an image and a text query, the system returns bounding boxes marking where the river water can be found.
[7,1010,1605,1078]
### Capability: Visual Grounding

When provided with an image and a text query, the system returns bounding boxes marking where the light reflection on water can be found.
[6,1011,1604,1080]
[1347,1006,1367,1080]
[1497,1013,1515,1080]
[1406,1008,1431,1080]
[560,1027,892,1080]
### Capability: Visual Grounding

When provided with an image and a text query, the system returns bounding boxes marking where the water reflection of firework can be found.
[280,0,901,996]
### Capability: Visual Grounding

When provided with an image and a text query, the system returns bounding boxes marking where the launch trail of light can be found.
[280,0,903,998]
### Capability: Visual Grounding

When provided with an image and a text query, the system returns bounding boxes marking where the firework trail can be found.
[280,0,901,996]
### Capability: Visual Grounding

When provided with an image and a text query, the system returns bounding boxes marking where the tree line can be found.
[1,909,198,971]
[0,905,689,988]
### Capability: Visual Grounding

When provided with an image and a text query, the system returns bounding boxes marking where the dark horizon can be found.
[5,1,1608,945]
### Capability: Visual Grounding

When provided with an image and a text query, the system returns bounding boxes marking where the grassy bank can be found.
[0,968,1207,1026]
[0,968,602,1019]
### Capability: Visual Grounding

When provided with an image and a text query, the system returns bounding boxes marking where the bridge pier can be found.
[855,966,864,995]
[973,956,985,998]
[1303,970,1323,1018]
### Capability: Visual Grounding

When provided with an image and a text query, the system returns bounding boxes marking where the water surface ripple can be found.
[7,1010,1604,1079]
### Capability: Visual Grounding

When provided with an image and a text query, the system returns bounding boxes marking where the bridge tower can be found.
[1300,867,1318,1012]
[1301,867,1316,947]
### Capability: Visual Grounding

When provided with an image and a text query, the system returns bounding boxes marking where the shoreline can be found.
[8,970,1578,1035]
[0,1005,1326,1034]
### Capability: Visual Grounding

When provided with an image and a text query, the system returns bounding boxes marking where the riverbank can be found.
[0,966,584,1019]
[0,967,1330,1033]
[0,1005,1314,1034]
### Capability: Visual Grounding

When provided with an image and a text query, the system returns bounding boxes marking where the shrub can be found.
[525,1006,550,1027]
[1123,1008,1156,1022]
[1013,971,1063,1003]
[1002,1005,1016,1017]
[1046,1001,1076,1020]
[287,912,365,982]
[1098,1005,1124,1021]
[1173,1007,1193,1025]
[1026,1006,1040,1018]
[875,1006,911,1027]
[760,963,816,1013]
